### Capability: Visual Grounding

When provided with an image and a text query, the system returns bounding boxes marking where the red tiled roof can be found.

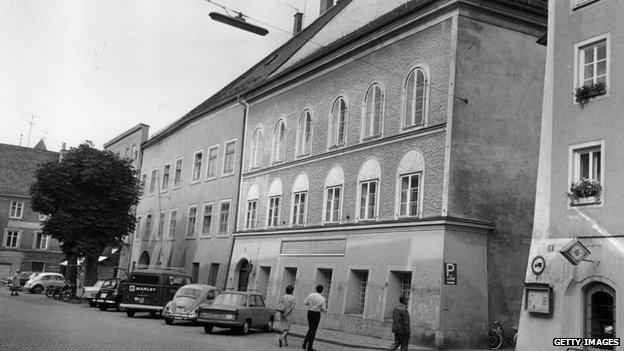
[0,143,59,196]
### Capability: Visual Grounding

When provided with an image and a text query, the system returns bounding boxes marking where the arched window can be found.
[323,165,345,223]
[396,150,425,218]
[404,67,428,128]
[363,84,383,138]
[585,283,616,345]
[330,98,347,147]
[272,120,286,164]
[245,184,259,230]
[357,159,381,221]
[267,178,283,228]
[250,128,263,169]
[297,110,313,156]
[291,173,309,226]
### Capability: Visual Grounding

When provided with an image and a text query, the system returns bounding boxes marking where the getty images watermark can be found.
[553,338,620,348]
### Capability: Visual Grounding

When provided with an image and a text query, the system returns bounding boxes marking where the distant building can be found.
[0,141,63,278]
[103,123,150,277]
[518,1,623,349]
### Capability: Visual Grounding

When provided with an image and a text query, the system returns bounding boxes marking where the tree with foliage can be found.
[30,143,140,285]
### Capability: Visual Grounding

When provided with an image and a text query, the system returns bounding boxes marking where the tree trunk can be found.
[85,254,100,286]
[67,256,78,296]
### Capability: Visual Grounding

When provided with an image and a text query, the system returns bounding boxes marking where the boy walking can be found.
[302,284,326,351]
[388,295,410,351]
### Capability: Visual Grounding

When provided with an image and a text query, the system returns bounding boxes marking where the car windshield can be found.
[129,274,159,284]
[213,293,246,306]
[176,288,201,299]
[101,280,118,289]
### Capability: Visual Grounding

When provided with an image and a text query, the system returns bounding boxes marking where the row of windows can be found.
[136,200,232,241]
[8,201,47,221]
[243,154,425,230]
[248,67,430,169]
[3,230,50,250]
[141,139,237,196]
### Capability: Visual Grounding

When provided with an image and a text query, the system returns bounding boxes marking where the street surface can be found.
[0,290,347,351]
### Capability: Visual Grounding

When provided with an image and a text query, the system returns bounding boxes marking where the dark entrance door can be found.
[238,259,249,291]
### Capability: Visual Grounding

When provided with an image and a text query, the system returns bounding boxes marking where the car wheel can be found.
[164,317,173,325]
[99,305,108,311]
[264,318,274,332]
[45,289,54,298]
[241,320,251,335]
[32,285,43,294]
[204,325,214,334]
[126,309,135,318]
[88,300,97,307]
[115,302,124,312]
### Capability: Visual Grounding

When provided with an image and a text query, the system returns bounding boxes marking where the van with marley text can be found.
[120,269,192,318]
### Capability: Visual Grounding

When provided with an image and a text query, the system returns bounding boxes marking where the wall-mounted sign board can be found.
[525,283,553,315]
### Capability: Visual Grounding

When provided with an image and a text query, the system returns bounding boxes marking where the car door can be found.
[255,295,270,325]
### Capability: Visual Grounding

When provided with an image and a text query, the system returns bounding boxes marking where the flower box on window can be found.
[568,178,602,206]
[575,82,606,106]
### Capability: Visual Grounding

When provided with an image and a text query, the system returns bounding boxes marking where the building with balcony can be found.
[518,1,624,350]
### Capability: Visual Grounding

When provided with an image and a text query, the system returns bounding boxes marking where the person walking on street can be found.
[388,295,411,351]
[9,271,20,296]
[302,284,326,351]
[277,285,295,348]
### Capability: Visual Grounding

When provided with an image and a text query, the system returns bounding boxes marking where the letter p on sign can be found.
[444,263,457,285]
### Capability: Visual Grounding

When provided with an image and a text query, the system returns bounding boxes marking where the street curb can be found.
[274,330,430,350]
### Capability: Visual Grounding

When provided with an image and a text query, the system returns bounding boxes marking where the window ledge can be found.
[205,176,217,182]
[221,173,235,178]
[191,180,201,185]
[401,123,426,132]
[570,197,601,207]
[361,135,381,142]
[572,0,601,11]
[185,236,197,240]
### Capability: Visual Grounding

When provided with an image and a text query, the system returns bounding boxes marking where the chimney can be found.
[59,142,67,163]
[293,12,303,35]
[319,0,335,16]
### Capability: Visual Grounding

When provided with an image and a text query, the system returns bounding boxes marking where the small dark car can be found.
[94,278,126,311]
[197,291,275,335]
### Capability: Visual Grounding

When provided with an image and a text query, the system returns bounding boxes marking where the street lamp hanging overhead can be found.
[208,11,269,36]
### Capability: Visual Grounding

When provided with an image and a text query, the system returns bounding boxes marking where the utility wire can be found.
[204,0,468,104]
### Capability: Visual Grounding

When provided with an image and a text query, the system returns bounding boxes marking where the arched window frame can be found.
[266,178,283,228]
[272,119,286,164]
[245,184,259,230]
[394,150,425,218]
[402,65,430,130]
[328,97,348,149]
[362,83,385,140]
[250,127,264,170]
[296,110,313,157]
[290,173,309,226]
[355,158,381,222]
[584,282,616,342]
[322,165,345,224]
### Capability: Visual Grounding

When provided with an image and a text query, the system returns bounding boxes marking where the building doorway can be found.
[138,251,150,266]
[237,259,251,291]
[585,282,616,350]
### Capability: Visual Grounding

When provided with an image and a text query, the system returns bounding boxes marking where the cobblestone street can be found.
[0,290,350,351]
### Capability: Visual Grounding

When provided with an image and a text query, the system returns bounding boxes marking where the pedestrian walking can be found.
[9,271,20,296]
[388,295,411,351]
[277,285,295,348]
[302,284,326,351]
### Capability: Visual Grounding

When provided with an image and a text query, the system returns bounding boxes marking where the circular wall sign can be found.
[531,255,546,275]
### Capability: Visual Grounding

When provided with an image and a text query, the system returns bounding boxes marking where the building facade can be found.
[0,142,63,277]
[227,0,546,348]
[103,123,150,277]
[518,1,624,350]
[130,103,244,289]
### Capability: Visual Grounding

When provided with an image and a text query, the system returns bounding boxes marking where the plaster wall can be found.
[132,103,244,288]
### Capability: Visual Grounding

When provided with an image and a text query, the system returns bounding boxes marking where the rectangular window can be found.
[219,201,230,234]
[207,145,219,179]
[223,140,236,175]
[4,230,19,248]
[201,203,213,237]
[149,169,157,195]
[357,271,368,314]
[292,191,307,226]
[157,211,166,239]
[280,267,297,295]
[34,232,49,250]
[316,268,333,309]
[246,200,258,230]
[399,173,421,217]
[346,270,368,315]
[144,213,152,239]
[31,261,45,272]
[187,206,198,238]
[267,196,281,228]
[192,262,200,283]
[168,210,177,239]
[579,39,607,87]
[359,180,377,220]
[208,263,220,286]
[324,186,342,223]
[140,174,147,196]
[135,216,141,241]
[173,158,183,187]
[574,147,601,182]
[162,164,171,190]
[192,150,203,182]
[9,201,24,219]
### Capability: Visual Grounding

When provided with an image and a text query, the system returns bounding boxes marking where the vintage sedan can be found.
[197,291,275,334]
[82,279,105,307]
[163,284,219,325]
[95,278,126,311]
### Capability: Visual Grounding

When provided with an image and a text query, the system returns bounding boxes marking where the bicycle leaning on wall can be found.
[488,320,517,349]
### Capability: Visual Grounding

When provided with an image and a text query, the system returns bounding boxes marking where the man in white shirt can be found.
[302,284,327,351]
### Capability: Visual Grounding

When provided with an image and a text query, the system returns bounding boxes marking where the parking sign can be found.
[444,263,457,285]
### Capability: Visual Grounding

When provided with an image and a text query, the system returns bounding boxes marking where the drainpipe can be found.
[223,95,249,290]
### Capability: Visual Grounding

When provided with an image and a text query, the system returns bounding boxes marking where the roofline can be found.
[103,123,150,149]
[0,143,59,155]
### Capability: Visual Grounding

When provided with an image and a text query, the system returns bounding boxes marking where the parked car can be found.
[120,269,192,318]
[23,272,65,294]
[197,291,275,334]
[18,271,36,287]
[95,278,126,311]
[82,279,105,307]
[163,284,219,325]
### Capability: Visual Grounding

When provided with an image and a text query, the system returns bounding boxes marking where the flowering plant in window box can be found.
[568,178,602,205]
[575,82,606,106]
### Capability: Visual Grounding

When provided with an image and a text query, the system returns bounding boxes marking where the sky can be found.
[0,0,321,151]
